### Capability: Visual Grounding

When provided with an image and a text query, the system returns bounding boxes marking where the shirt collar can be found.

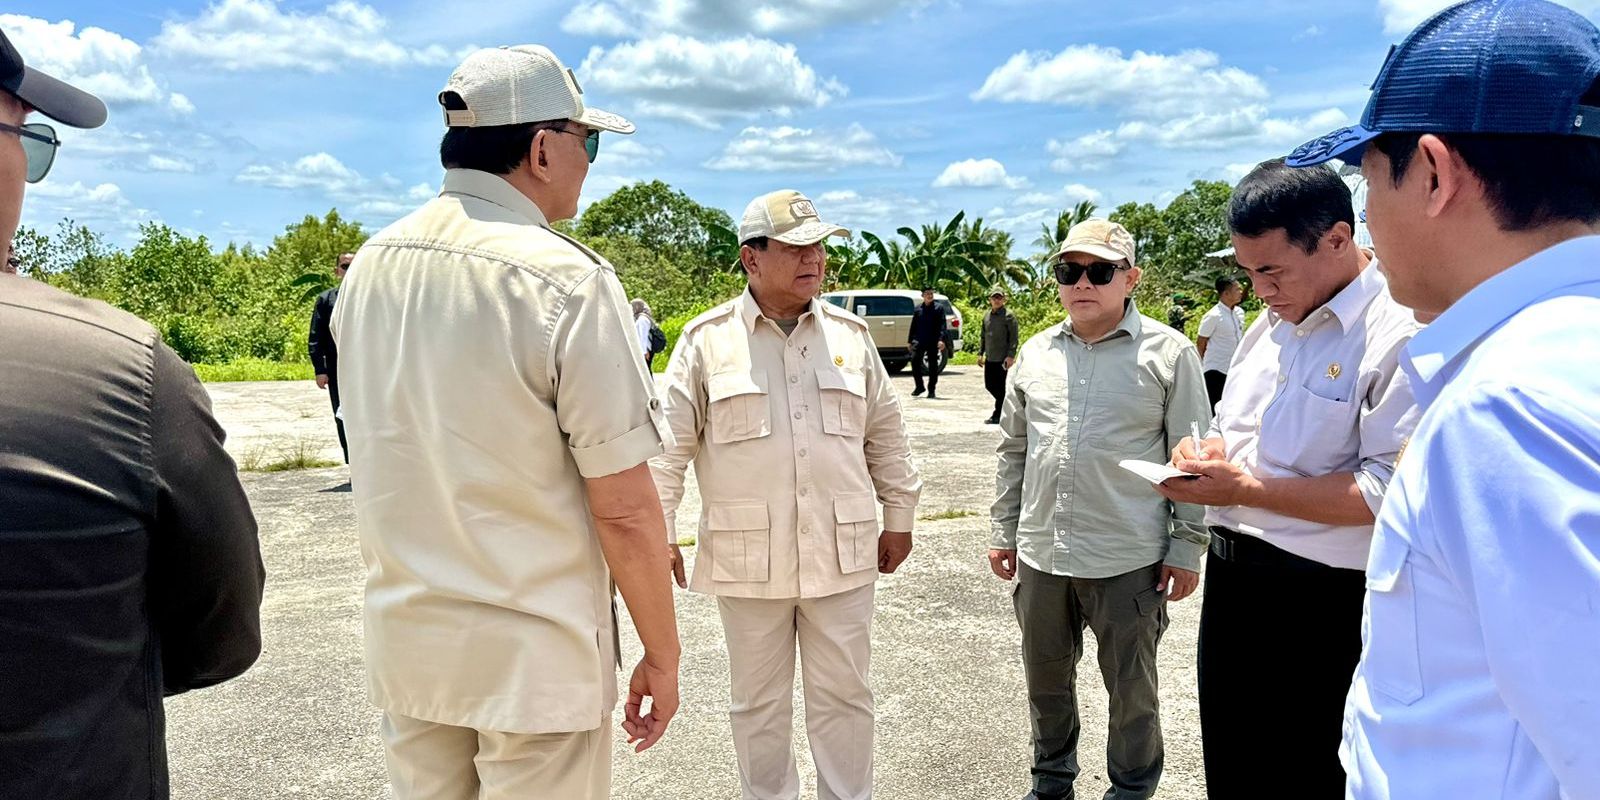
[440,168,550,227]
[1060,300,1141,343]
[1406,234,1600,402]
[738,286,820,334]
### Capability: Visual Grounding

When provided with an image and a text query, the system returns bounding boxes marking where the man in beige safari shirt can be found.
[652,190,921,800]
[332,45,679,799]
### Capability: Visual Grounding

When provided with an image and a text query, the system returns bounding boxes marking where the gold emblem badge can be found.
[1396,436,1410,467]
[834,355,845,366]
[1326,362,1342,380]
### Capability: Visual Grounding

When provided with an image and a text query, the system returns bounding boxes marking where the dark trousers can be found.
[1014,561,1168,800]
[1203,370,1227,412]
[327,374,348,464]
[1197,528,1365,799]
[910,345,941,393]
[984,360,1007,419]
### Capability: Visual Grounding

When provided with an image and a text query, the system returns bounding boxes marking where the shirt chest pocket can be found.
[1362,532,1424,705]
[1259,382,1361,476]
[815,367,867,438]
[707,370,771,444]
[1089,383,1167,449]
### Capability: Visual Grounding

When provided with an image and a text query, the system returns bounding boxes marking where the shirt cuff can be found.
[570,420,664,479]
[1354,464,1392,518]
[883,505,916,533]
[1163,538,1207,573]
[989,522,1018,550]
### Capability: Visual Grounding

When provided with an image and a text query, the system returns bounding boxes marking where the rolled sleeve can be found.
[1163,345,1211,569]
[1355,332,1422,515]
[554,269,664,479]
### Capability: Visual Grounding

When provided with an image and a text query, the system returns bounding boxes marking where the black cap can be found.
[0,27,107,128]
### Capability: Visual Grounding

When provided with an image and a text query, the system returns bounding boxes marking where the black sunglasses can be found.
[1053,260,1129,286]
[0,122,60,183]
[546,127,599,163]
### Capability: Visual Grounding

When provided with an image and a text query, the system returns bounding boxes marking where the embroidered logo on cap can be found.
[790,199,817,219]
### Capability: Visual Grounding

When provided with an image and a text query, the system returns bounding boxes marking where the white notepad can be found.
[1117,459,1199,484]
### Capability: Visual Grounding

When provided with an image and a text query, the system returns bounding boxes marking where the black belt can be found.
[1208,526,1339,571]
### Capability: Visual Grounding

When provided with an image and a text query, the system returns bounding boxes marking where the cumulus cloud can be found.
[22,179,158,241]
[974,45,1268,119]
[1115,107,1350,151]
[1014,183,1103,209]
[0,14,190,112]
[1047,131,1123,173]
[932,158,1028,189]
[580,35,845,128]
[811,189,942,233]
[235,153,434,219]
[152,0,465,72]
[703,124,901,172]
[561,0,928,37]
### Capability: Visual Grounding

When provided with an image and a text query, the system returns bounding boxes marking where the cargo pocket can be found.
[706,503,770,583]
[708,370,771,444]
[833,492,880,573]
[1363,533,1424,705]
[816,367,867,437]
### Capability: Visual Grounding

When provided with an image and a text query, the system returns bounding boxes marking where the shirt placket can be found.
[786,317,818,596]
[1054,338,1093,573]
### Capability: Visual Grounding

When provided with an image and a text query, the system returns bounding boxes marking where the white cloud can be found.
[23,180,157,241]
[580,35,846,128]
[974,45,1268,119]
[812,189,941,234]
[235,153,432,220]
[602,138,666,168]
[152,0,464,73]
[1293,25,1325,41]
[932,158,1028,189]
[1116,106,1349,151]
[0,15,189,112]
[1047,131,1123,172]
[560,0,928,37]
[704,124,901,172]
[1015,183,1103,209]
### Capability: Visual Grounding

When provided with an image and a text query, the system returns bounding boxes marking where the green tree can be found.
[1031,200,1099,266]
[278,210,368,302]
[575,180,734,272]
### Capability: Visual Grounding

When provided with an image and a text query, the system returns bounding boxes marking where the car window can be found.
[934,299,954,315]
[856,296,916,316]
[823,295,848,308]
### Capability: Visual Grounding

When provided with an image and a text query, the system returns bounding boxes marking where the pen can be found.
[1191,421,1205,461]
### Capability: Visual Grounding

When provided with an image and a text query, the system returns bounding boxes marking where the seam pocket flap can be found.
[708,370,767,402]
[833,493,878,524]
[707,503,768,531]
[815,367,867,398]
[1365,533,1408,592]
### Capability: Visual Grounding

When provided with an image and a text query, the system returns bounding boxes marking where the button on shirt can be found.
[331,169,665,735]
[1343,236,1600,800]
[991,304,1211,576]
[651,290,922,600]
[1196,302,1246,374]
[1207,264,1421,569]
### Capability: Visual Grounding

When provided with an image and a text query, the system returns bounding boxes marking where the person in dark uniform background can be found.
[981,287,1019,424]
[908,286,947,399]
[310,252,353,463]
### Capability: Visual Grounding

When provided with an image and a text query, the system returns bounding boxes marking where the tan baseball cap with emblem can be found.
[439,45,634,134]
[738,189,849,246]
[1054,218,1137,266]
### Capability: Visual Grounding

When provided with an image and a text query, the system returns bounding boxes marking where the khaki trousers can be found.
[716,582,876,800]
[381,713,611,800]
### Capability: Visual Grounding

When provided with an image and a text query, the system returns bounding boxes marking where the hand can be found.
[937,340,946,353]
[622,653,679,753]
[878,531,912,573]
[1170,435,1225,463]
[1003,357,1015,370]
[1155,457,1263,508]
[988,548,1017,580]
[1157,565,1200,602]
[668,544,687,589]
[315,374,330,390]
[907,342,917,353]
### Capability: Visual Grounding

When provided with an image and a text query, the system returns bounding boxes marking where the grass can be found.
[948,351,980,366]
[195,358,316,382]
[919,508,980,521]
[238,437,341,473]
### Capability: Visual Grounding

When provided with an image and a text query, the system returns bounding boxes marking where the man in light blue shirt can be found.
[1287,0,1600,796]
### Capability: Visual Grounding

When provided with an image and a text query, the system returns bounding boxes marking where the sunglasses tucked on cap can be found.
[1287,0,1600,168]
[438,45,634,135]
[738,190,850,246]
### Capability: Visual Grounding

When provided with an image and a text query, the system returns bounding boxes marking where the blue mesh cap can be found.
[1287,0,1600,167]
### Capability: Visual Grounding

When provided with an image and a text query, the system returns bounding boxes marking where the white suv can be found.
[821,289,964,373]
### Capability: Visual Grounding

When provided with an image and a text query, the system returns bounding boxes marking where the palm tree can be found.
[1031,200,1099,267]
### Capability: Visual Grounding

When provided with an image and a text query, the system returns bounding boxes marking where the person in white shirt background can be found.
[1286,0,1600,796]
[1194,276,1246,411]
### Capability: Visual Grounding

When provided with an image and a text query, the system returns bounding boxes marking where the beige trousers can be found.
[716,582,876,800]
[381,713,611,800]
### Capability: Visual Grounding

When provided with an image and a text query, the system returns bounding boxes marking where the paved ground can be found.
[173,369,1208,799]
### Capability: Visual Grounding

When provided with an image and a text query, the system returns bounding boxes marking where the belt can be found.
[1208,526,1338,571]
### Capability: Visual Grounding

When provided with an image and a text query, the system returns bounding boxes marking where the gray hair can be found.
[630,298,652,319]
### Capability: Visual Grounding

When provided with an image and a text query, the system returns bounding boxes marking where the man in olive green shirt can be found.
[989,219,1209,800]
[981,287,1020,424]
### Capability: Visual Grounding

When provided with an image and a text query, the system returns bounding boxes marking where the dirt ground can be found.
[172,368,1209,799]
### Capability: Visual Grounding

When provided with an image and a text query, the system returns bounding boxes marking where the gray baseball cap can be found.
[0,27,106,128]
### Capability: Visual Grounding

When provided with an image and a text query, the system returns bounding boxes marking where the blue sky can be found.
[10,0,1597,252]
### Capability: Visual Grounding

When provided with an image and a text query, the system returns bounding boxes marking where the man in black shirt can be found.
[908,286,947,398]
[0,28,264,800]
[309,252,353,462]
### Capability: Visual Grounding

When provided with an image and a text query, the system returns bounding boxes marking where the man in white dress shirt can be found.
[1195,276,1245,411]
[1287,0,1600,796]
[1158,159,1420,800]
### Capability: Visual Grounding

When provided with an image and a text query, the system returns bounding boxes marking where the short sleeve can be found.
[552,269,664,478]
[1197,309,1219,337]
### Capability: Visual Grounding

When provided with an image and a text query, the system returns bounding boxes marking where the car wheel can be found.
[885,359,908,374]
